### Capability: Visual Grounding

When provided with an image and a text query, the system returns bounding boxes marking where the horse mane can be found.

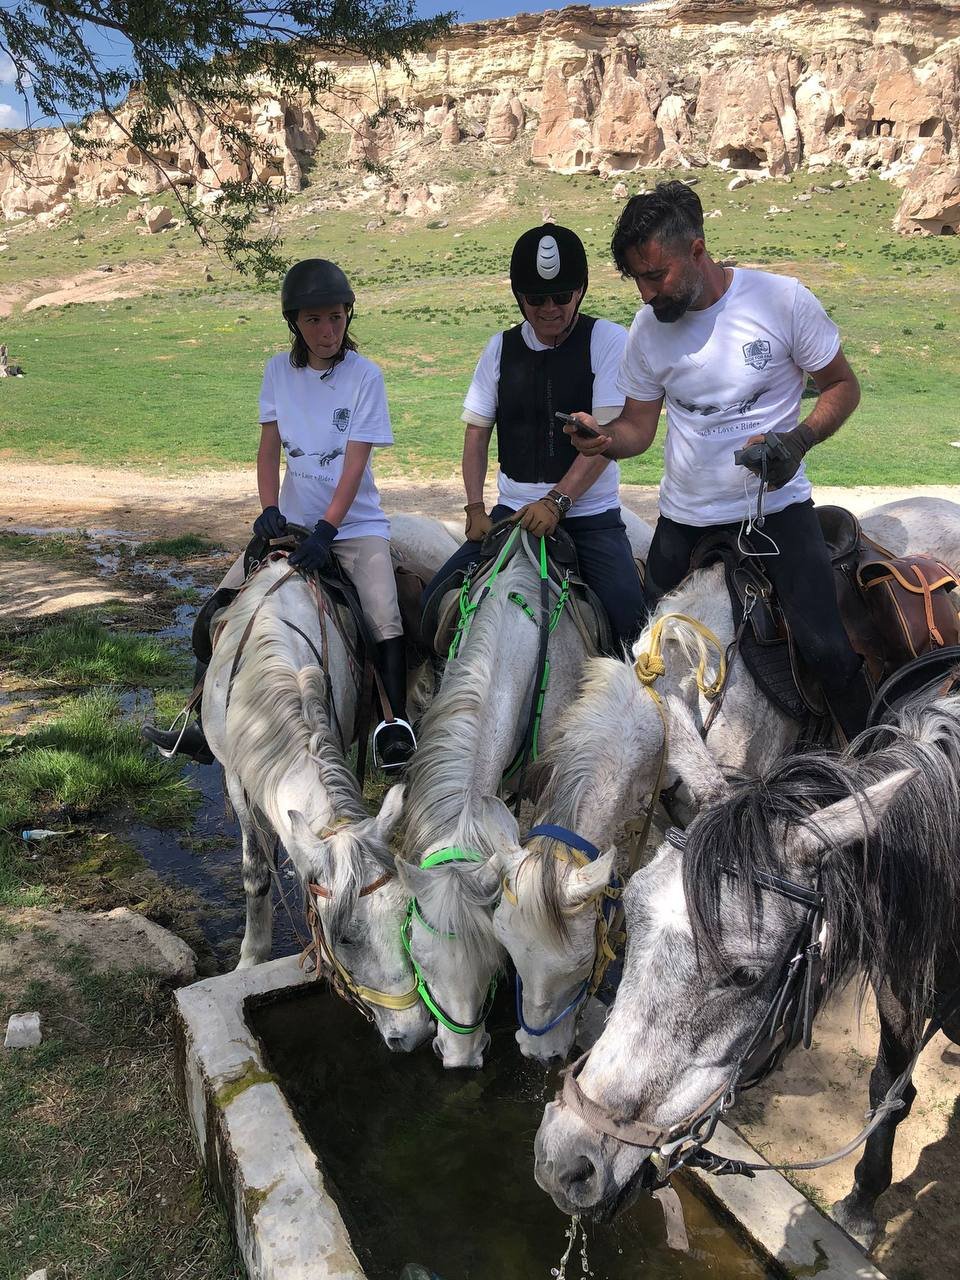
[414,860,504,983]
[221,571,367,834]
[681,694,960,1027]
[323,822,396,946]
[402,553,531,859]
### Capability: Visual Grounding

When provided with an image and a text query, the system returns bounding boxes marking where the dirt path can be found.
[4,461,960,548]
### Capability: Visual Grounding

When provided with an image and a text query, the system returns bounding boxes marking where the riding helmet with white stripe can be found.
[509,225,589,302]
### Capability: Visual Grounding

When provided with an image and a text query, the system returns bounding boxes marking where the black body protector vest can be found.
[495,315,596,485]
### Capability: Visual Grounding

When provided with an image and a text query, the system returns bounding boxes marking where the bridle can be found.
[302,831,420,1021]
[503,824,623,1038]
[558,824,830,1184]
[400,847,499,1036]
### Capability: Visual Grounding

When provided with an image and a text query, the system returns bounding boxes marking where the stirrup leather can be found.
[372,718,417,771]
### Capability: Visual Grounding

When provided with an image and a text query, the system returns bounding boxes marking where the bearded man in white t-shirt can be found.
[566,181,872,740]
[423,224,645,651]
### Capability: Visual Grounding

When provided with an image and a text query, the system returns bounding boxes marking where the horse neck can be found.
[402,555,540,856]
[533,655,666,850]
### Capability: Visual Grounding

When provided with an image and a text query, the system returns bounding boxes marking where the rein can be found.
[400,847,499,1035]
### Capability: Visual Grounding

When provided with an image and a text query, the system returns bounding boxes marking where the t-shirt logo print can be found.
[332,407,351,432]
[742,339,773,371]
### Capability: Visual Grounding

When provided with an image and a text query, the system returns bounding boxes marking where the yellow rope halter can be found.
[634,612,727,701]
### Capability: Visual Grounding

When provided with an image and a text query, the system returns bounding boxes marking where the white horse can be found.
[493,496,960,1061]
[397,527,606,1068]
[201,517,455,1052]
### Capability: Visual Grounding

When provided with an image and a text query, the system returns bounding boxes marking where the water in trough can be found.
[249,986,777,1280]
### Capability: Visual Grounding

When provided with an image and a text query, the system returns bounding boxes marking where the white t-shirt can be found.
[462,317,628,517]
[259,349,393,539]
[618,268,841,526]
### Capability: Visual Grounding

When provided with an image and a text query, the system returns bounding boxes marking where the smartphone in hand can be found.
[555,410,600,439]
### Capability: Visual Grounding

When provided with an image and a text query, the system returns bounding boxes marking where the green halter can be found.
[401,847,499,1035]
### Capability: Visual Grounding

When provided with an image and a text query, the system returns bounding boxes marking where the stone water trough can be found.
[174,957,889,1280]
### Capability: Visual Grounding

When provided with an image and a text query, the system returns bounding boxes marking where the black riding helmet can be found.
[282,258,356,365]
[510,224,589,303]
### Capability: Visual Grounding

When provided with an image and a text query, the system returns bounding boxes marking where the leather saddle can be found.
[691,506,960,723]
[423,521,612,658]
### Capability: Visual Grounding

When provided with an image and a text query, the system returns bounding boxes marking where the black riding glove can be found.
[734,424,816,490]
[253,505,288,540]
[288,519,337,572]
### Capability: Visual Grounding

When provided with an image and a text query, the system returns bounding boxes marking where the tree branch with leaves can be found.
[0,0,454,275]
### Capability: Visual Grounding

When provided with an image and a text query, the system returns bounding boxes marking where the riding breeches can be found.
[644,499,862,694]
[421,504,646,654]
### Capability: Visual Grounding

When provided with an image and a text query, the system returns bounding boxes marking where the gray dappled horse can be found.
[534,692,960,1250]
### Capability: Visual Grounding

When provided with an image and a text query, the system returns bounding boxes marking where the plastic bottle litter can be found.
[21,828,74,842]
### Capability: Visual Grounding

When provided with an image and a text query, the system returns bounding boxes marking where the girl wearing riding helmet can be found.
[254,258,416,770]
[144,259,416,772]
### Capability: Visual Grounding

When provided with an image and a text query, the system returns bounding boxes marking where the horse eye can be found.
[719,965,762,990]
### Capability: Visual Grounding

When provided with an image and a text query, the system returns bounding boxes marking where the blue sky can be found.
[0,1,577,129]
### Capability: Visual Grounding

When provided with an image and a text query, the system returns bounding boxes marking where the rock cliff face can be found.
[3,0,960,233]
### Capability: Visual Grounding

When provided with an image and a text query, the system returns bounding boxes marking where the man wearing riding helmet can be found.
[142,258,418,771]
[423,224,645,651]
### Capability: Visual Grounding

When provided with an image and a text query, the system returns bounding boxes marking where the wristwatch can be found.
[547,489,572,517]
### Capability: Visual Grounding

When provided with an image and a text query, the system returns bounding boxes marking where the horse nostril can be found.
[385,1034,405,1054]
[560,1156,597,1196]
[432,1035,444,1059]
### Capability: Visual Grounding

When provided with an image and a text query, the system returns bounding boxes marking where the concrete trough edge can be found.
[174,957,888,1280]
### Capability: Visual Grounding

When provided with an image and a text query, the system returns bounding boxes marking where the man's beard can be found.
[651,296,693,323]
[650,270,705,323]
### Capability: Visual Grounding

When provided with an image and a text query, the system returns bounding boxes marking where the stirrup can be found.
[372,718,417,772]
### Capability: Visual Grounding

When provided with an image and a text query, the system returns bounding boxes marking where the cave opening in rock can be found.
[721,147,763,170]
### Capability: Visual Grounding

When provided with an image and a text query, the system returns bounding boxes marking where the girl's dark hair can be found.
[611,180,706,276]
[287,313,358,370]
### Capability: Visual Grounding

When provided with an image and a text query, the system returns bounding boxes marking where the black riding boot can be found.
[824,660,873,746]
[142,659,214,764]
[373,636,417,773]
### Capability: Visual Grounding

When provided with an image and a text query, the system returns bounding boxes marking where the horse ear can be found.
[785,768,917,865]
[664,696,729,810]
[563,847,618,908]
[286,808,330,881]
[395,854,429,898]
[477,795,520,852]
[375,784,405,842]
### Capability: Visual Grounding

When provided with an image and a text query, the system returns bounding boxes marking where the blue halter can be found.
[514,824,621,1038]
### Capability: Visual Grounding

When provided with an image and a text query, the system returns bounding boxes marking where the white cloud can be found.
[0,102,24,128]
[0,52,31,89]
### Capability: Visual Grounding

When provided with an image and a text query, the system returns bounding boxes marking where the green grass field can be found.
[1,146,958,486]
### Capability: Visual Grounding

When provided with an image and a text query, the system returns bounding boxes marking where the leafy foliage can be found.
[0,0,453,274]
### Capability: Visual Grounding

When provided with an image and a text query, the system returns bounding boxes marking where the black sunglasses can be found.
[523,290,575,307]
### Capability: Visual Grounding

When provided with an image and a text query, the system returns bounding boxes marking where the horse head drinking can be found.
[535,692,960,1243]
[402,528,593,1067]
[203,555,432,1051]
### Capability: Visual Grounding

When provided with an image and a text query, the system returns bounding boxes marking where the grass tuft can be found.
[0,690,198,832]
[138,534,223,557]
[0,618,186,686]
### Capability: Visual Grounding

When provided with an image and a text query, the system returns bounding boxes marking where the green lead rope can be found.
[448,525,521,661]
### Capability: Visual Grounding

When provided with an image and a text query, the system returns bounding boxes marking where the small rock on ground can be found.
[5,1011,41,1048]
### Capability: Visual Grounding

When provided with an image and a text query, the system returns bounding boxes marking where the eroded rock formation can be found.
[2,0,960,234]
